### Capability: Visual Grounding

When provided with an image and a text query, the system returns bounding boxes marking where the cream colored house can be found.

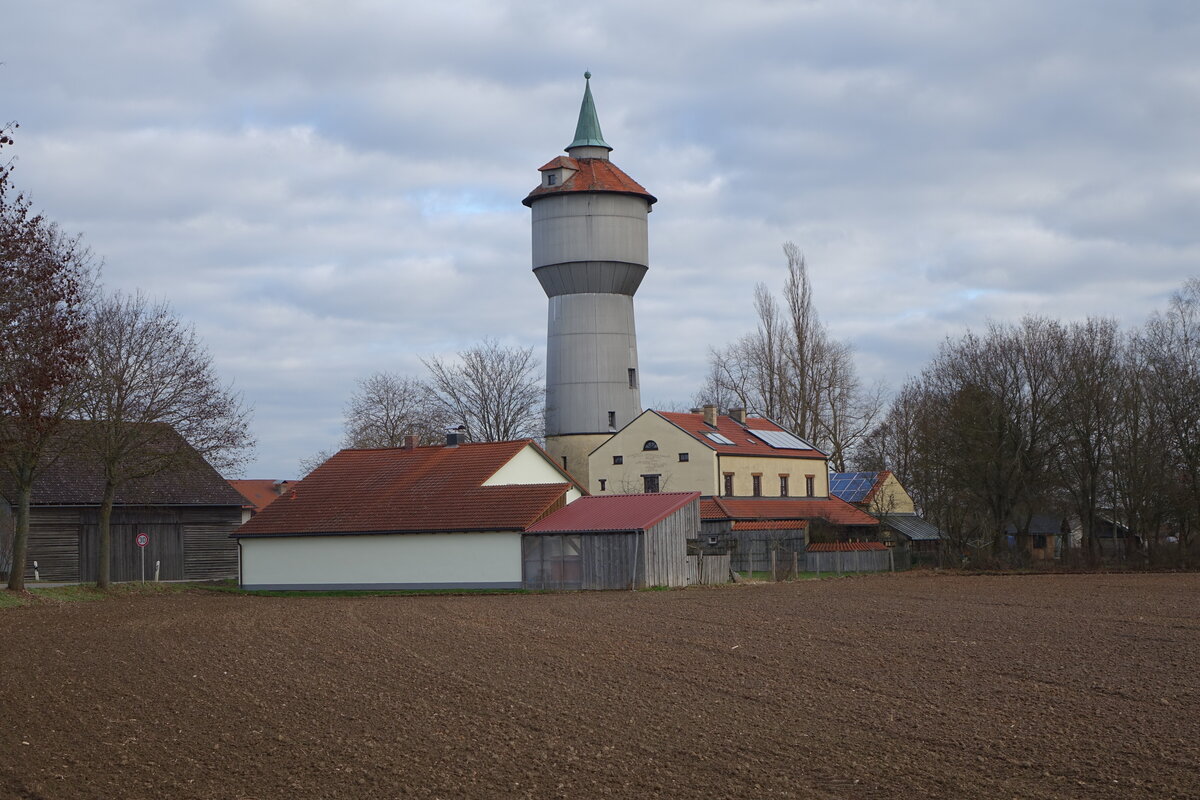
[588,405,830,499]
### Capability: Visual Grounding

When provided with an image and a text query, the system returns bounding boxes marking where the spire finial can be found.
[566,72,612,153]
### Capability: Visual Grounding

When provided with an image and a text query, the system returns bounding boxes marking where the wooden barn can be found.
[523,492,701,590]
[0,426,244,583]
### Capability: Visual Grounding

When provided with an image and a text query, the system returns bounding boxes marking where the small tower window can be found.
[598,479,607,492]
[642,440,658,451]
[546,173,558,186]
[613,455,623,465]
[628,368,637,388]
[678,453,689,462]
[608,411,616,430]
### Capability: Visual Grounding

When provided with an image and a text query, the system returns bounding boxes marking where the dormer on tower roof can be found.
[566,72,613,158]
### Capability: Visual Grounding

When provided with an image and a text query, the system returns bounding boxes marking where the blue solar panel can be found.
[829,472,878,503]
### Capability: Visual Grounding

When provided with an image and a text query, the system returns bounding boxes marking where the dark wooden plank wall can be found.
[184,523,239,579]
[24,510,82,581]
[18,505,241,583]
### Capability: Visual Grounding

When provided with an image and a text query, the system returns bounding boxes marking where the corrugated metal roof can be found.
[527,492,699,534]
[807,541,887,552]
[885,513,942,541]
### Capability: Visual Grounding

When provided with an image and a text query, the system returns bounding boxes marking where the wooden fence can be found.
[686,553,731,585]
[806,548,898,574]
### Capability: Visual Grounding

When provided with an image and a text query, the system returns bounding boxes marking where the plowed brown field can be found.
[1,573,1197,799]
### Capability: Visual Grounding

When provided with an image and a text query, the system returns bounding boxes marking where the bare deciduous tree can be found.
[423,338,543,442]
[343,372,444,448]
[0,160,92,591]
[77,291,254,588]
[700,243,882,467]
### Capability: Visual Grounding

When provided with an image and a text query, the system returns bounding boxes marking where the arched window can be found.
[642,440,659,451]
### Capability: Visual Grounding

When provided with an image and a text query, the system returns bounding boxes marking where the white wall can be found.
[240,532,522,590]
[484,444,582,502]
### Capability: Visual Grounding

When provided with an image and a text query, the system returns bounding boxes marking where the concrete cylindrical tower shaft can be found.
[523,75,656,484]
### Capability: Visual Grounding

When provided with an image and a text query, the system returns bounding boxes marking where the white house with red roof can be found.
[234,439,584,590]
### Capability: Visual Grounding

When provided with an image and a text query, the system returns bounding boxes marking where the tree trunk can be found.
[97,479,117,589]
[7,477,32,592]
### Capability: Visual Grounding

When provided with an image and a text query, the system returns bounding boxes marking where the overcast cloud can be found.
[5,0,1199,477]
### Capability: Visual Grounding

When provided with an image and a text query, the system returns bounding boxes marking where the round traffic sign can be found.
[136,533,150,548]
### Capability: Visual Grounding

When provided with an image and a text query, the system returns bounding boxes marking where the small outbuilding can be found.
[523,491,701,590]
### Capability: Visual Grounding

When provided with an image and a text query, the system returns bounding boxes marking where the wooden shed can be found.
[523,492,701,590]
[0,425,244,583]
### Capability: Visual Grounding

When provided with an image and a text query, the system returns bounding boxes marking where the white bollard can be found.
[33,560,39,581]
[154,560,161,582]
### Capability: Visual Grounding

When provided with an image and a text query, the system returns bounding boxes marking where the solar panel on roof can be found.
[749,429,816,451]
[829,471,878,503]
[704,432,735,445]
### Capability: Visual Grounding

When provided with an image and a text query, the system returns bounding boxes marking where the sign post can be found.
[136,532,150,584]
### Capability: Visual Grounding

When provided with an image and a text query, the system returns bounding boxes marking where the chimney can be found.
[729,407,746,425]
[702,404,718,428]
[445,425,468,447]
[401,434,419,450]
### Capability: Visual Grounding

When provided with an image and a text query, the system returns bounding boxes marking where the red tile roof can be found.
[527,492,700,534]
[228,479,296,513]
[234,441,573,537]
[732,519,809,531]
[806,541,888,552]
[865,471,891,505]
[701,497,879,527]
[655,411,826,459]
[523,157,656,206]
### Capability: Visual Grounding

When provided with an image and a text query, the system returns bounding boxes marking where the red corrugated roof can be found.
[701,496,879,527]
[523,157,656,206]
[656,411,826,458]
[732,519,809,531]
[527,492,699,533]
[234,441,573,537]
[806,541,887,552]
[228,479,296,513]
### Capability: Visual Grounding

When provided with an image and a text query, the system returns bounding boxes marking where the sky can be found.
[5,0,1199,478]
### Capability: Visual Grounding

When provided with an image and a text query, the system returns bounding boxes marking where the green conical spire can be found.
[566,71,612,152]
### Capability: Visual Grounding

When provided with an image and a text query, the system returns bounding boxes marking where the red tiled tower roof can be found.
[523,157,657,206]
[234,441,575,537]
